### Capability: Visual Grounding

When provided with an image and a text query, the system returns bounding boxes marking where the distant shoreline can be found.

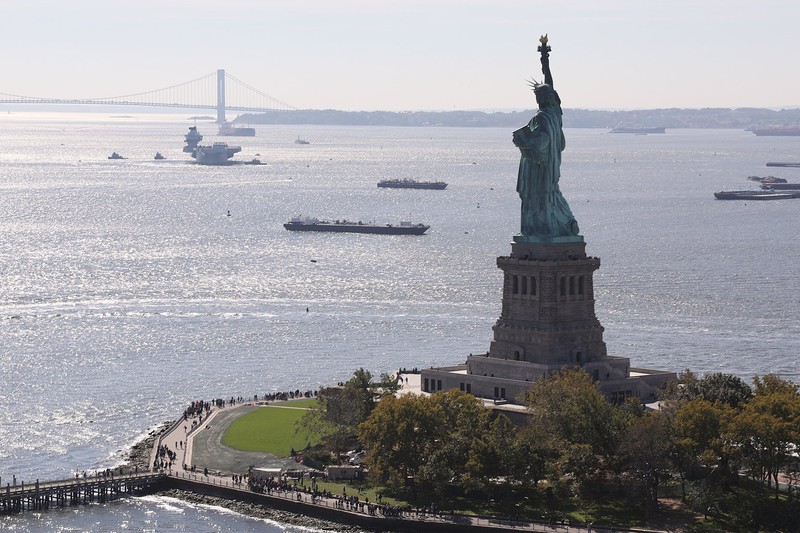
[4,104,800,129]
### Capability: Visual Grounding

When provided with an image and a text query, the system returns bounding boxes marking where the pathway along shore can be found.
[119,392,659,533]
[1,393,656,531]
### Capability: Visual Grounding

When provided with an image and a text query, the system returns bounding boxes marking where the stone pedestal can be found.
[488,241,608,367]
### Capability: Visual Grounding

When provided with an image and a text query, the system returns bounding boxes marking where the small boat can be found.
[714,190,799,200]
[284,216,429,235]
[154,152,166,160]
[295,137,310,145]
[377,179,447,190]
[108,152,126,160]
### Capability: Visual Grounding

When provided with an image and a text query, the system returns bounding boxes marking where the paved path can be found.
[148,385,652,533]
[164,469,612,532]
[153,400,314,477]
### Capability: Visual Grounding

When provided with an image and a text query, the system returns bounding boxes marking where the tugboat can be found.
[183,126,203,153]
[108,152,126,160]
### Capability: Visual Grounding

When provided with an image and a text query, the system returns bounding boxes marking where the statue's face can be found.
[534,85,552,107]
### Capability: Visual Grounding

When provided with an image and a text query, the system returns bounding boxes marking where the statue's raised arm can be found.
[538,34,553,89]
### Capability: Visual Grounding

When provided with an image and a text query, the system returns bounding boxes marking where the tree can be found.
[671,399,735,493]
[463,414,517,497]
[421,391,494,496]
[676,372,752,408]
[357,393,440,490]
[298,368,388,459]
[358,389,498,497]
[729,374,800,499]
[521,367,630,459]
[617,411,674,509]
[507,425,554,490]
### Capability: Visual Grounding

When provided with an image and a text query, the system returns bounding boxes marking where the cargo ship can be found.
[714,190,799,200]
[751,127,800,136]
[609,126,666,134]
[218,122,256,136]
[766,162,800,167]
[377,179,447,190]
[760,183,800,190]
[284,216,429,235]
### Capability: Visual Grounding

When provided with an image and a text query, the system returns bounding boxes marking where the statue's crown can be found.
[527,78,542,90]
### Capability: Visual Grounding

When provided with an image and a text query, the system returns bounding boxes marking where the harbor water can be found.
[1,113,799,530]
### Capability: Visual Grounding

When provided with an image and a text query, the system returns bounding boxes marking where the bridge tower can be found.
[216,69,226,123]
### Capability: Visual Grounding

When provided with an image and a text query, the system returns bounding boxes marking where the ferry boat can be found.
[284,216,429,235]
[193,142,241,165]
[377,179,448,190]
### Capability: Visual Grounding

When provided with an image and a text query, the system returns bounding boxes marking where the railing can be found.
[1,472,166,515]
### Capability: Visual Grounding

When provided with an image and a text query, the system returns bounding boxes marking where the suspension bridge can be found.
[0,70,296,123]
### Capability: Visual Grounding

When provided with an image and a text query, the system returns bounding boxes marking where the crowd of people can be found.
[154,442,177,471]
[184,390,319,417]
[247,473,413,520]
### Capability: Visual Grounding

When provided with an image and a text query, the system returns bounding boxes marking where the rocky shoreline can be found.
[158,488,365,532]
[125,421,172,470]
[122,423,363,532]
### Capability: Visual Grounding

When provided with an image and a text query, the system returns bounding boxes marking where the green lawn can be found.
[222,401,320,456]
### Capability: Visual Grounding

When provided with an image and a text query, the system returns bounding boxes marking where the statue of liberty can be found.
[512,35,581,242]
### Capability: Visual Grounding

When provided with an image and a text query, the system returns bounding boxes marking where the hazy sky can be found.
[3,0,799,111]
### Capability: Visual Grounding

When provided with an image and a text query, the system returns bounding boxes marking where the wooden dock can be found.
[1,472,165,515]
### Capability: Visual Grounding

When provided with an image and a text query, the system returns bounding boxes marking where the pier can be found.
[1,472,165,515]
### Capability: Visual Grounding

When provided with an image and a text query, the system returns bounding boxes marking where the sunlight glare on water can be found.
[1,113,799,529]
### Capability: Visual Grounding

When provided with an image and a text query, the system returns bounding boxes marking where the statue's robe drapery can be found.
[514,99,579,239]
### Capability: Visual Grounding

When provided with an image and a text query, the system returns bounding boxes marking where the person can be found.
[513,35,579,240]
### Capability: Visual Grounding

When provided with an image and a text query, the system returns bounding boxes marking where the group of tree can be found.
[301,367,800,529]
